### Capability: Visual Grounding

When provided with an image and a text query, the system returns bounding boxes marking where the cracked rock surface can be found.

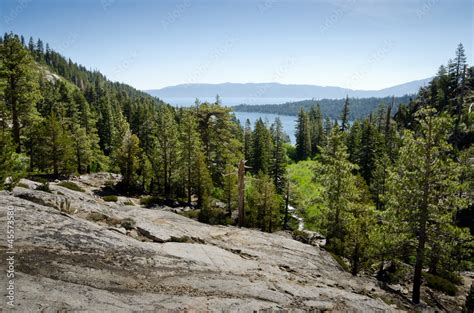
[0,174,400,312]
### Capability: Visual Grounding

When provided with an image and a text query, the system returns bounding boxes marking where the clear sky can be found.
[1,0,472,90]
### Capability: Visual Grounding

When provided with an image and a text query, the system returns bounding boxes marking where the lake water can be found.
[233,111,297,144]
[161,97,299,144]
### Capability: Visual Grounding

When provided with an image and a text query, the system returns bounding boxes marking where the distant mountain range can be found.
[145,78,431,101]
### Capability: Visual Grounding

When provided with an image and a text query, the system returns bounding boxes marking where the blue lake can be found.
[162,97,299,144]
[233,111,297,144]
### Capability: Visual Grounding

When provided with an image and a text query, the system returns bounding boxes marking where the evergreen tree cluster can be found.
[242,116,289,231]
[295,43,473,304]
[0,33,292,231]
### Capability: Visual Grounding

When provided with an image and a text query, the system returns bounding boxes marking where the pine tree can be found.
[252,118,273,174]
[0,34,41,152]
[179,110,201,204]
[345,176,375,275]
[359,117,380,186]
[347,120,362,165]
[0,128,17,190]
[370,152,390,211]
[137,152,152,192]
[195,148,213,221]
[36,39,44,60]
[41,112,75,176]
[111,109,131,153]
[454,43,467,85]
[295,108,311,161]
[45,43,51,65]
[116,131,141,190]
[70,124,93,174]
[319,126,358,252]
[340,96,350,131]
[386,108,465,304]
[243,119,253,162]
[154,105,179,197]
[271,117,287,194]
[309,104,324,155]
[196,102,242,184]
[323,117,332,141]
[28,37,35,52]
[96,91,115,155]
[223,163,238,216]
[247,172,281,232]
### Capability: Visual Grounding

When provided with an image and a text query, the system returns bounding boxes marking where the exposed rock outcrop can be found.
[0,175,403,312]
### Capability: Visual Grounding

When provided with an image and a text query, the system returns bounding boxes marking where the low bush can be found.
[57,181,84,192]
[438,270,463,285]
[423,272,458,296]
[36,182,51,193]
[329,252,350,272]
[198,207,231,225]
[381,261,412,284]
[292,229,312,244]
[140,195,162,207]
[120,218,136,230]
[103,195,118,202]
[181,210,199,219]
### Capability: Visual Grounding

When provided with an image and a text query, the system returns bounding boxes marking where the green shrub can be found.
[423,272,458,296]
[292,229,311,244]
[223,216,234,226]
[382,261,412,284]
[120,218,136,230]
[438,271,463,285]
[181,210,199,219]
[57,181,85,192]
[198,207,229,225]
[123,200,134,206]
[140,195,162,207]
[211,187,224,200]
[103,195,118,202]
[329,252,350,272]
[36,182,51,193]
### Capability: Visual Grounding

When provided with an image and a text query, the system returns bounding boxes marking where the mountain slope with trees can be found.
[0,33,472,310]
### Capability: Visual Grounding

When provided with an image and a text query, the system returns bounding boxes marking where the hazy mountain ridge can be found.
[145,78,431,100]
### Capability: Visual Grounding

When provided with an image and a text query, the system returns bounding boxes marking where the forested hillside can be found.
[233,95,413,120]
[0,33,473,308]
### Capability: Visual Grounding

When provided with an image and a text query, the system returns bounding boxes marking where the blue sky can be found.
[1,0,472,90]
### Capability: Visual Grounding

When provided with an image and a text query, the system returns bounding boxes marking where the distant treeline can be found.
[233,95,414,120]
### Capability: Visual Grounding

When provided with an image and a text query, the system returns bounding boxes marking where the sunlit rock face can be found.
[0,174,397,312]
